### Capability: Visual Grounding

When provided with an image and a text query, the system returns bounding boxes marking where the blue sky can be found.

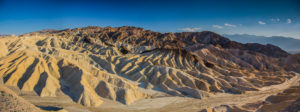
[0,0,300,38]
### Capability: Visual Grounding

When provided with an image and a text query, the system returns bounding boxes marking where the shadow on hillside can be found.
[37,105,63,111]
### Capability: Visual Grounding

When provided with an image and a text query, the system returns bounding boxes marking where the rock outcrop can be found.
[0,85,41,112]
[0,26,298,108]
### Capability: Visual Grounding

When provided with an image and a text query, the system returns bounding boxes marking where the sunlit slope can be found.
[0,27,298,107]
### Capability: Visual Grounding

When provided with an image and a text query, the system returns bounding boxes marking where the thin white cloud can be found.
[180,27,201,32]
[258,21,266,25]
[287,18,292,24]
[212,25,223,29]
[224,23,236,27]
[270,18,280,22]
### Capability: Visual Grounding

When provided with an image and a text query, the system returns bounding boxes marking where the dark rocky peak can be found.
[41,26,290,58]
[175,31,289,58]
[243,43,289,58]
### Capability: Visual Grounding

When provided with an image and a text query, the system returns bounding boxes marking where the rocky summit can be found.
[0,26,300,112]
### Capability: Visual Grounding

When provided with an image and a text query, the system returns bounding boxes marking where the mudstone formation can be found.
[0,26,299,111]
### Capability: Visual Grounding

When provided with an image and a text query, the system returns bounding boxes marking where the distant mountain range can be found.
[223,34,300,54]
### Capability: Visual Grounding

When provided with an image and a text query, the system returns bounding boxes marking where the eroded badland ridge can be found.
[0,26,300,112]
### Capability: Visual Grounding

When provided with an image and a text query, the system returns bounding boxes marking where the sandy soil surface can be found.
[0,85,42,112]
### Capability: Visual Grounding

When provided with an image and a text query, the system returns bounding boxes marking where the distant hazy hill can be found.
[223,34,300,54]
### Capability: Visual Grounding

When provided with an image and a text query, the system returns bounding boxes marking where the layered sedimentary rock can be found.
[0,26,298,108]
